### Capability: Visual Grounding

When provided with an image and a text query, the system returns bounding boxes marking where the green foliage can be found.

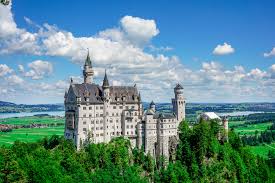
[0,120,274,182]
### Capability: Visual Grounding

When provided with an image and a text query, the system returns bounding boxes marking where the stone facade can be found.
[64,52,186,160]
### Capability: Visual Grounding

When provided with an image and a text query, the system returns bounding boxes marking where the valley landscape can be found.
[1,0,275,182]
[1,102,275,159]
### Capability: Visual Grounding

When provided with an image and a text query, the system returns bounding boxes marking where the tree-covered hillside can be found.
[0,120,274,182]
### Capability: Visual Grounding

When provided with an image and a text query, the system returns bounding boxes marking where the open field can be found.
[247,143,275,159]
[228,121,246,128]
[0,126,64,146]
[231,122,273,135]
[0,116,65,146]
[0,116,64,125]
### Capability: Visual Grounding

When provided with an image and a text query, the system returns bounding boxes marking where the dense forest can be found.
[0,120,275,182]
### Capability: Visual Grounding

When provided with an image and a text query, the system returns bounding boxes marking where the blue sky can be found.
[0,0,275,104]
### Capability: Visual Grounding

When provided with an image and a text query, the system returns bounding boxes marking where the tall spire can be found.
[102,69,109,88]
[84,49,92,67]
[83,49,94,84]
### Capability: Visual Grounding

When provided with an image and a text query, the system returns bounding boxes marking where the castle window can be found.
[89,114,92,117]
[116,113,118,116]
[96,134,99,137]
[100,106,103,109]
[96,127,99,130]
[117,132,120,135]
[131,131,133,135]
[119,106,123,109]
[96,106,98,110]
[83,121,86,125]
[83,107,86,110]
[100,114,103,117]
[100,133,103,136]
[96,121,99,124]
[126,106,129,109]
[135,112,137,116]
[100,127,103,130]
[83,128,86,131]
[83,114,86,117]
[131,125,133,128]
[100,120,103,123]
[131,106,134,109]
[96,114,99,117]
[89,107,92,110]
[113,106,116,109]
[127,132,129,135]
[126,125,129,129]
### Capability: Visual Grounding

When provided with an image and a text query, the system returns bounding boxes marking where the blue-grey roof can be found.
[70,83,139,104]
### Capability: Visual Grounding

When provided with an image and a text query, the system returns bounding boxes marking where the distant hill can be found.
[0,101,64,113]
[1,100,274,114]
[0,101,16,106]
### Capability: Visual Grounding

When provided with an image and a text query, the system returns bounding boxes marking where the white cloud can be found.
[264,47,275,57]
[5,75,24,85]
[213,42,235,55]
[0,5,274,103]
[24,60,53,79]
[120,15,159,46]
[0,3,18,37]
[18,64,24,73]
[247,68,267,80]
[270,64,275,73]
[0,64,13,76]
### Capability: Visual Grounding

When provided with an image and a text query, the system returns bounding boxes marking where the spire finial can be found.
[85,48,92,67]
[70,77,73,84]
[102,69,109,88]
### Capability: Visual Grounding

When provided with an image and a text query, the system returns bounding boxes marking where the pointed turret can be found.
[149,100,156,112]
[102,69,109,88]
[83,50,94,84]
[85,50,92,67]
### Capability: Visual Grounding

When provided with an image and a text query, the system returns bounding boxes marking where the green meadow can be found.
[0,126,64,146]
[232,122,273,135]
[0,116,64,125]
[0,116,65,146]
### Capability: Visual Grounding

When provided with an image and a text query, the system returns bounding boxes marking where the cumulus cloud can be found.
[120,15,159,46]
[0,64,13,76]
[264,47,275,57]
[0,4,274,103]
[213,42,235,55]
[5,75,24,85]
[24,60,53,79]
[247,68,267,80]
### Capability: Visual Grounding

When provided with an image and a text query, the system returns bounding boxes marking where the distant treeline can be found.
[0,101,64,113]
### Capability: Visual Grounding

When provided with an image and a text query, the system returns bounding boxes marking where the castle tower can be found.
[222,116,229,141]
[83,50,94,84]
[149,101,156,112]
[102,70,110,142]
[172,84,186,123]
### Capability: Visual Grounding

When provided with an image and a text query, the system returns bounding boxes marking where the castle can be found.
[64,52,185,160]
